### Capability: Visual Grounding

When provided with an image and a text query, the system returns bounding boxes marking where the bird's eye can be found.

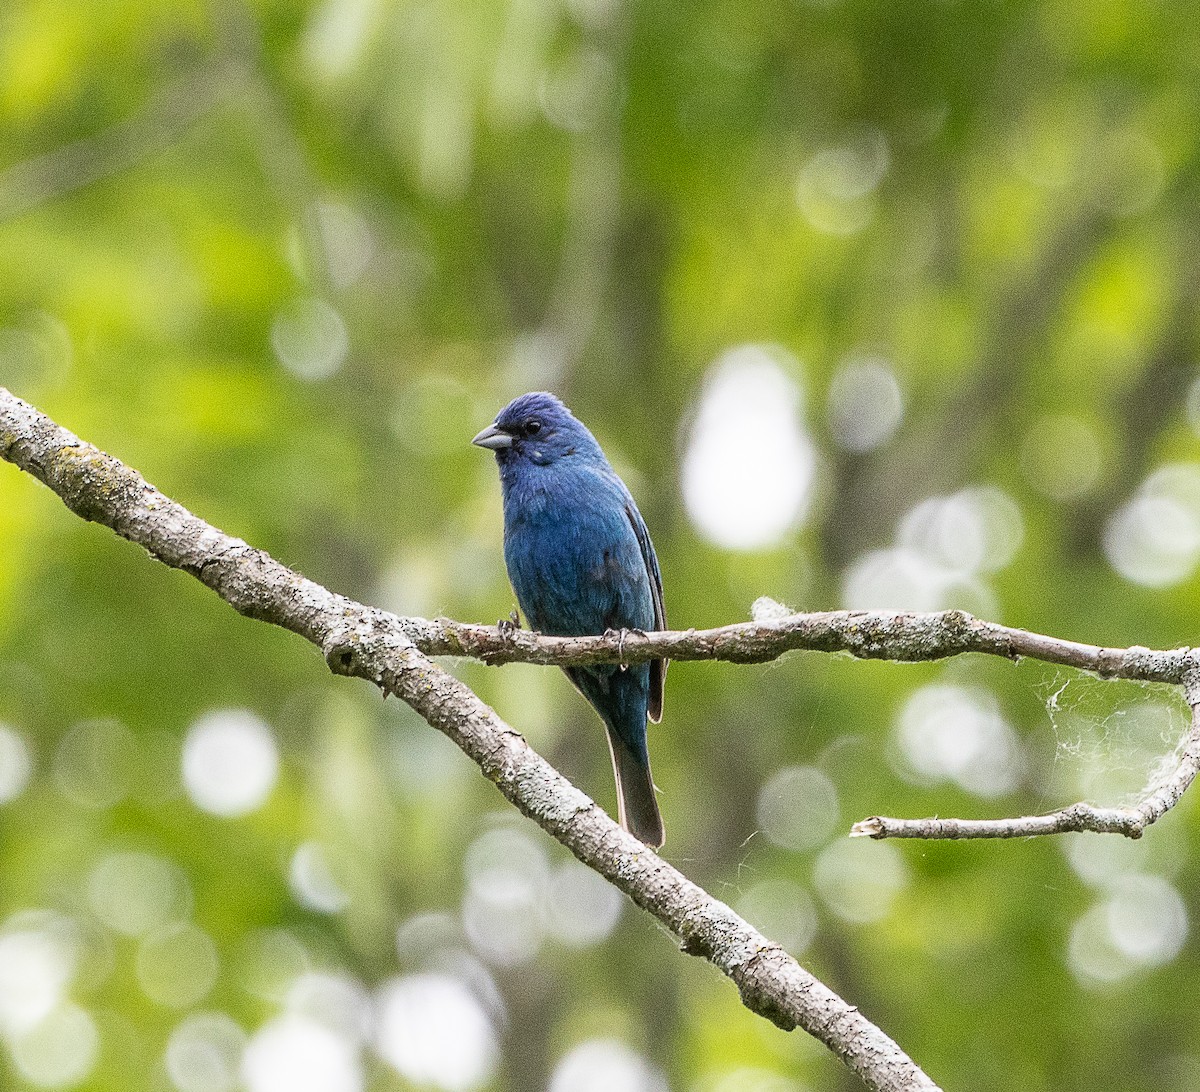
[526,420,542,436]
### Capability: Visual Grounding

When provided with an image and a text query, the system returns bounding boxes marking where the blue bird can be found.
[473,392,667,848]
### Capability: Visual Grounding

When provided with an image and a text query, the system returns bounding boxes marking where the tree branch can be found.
[853,691,1200,841]
[407,612,1196,684]
[0,389,942,1090]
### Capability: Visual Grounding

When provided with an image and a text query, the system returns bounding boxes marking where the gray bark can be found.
[9,385,1200,1087]
[0,386,941,1092]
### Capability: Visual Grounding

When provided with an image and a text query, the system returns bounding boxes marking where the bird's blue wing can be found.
[624,501,667,723]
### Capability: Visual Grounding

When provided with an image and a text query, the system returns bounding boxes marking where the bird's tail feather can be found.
[605,727,665,849]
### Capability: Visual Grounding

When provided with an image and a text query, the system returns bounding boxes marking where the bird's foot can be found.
[603,627,632,670]
[497,612,522,638]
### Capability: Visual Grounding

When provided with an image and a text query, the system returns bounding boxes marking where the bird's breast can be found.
[500,479,653,637]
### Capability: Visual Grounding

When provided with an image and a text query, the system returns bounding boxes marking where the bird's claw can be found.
[603,627,632,670]
[497,612,522,638]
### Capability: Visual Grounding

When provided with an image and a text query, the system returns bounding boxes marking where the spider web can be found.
[1034,668,1189,806]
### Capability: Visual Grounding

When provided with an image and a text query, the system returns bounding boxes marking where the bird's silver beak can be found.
[472,423,514,450]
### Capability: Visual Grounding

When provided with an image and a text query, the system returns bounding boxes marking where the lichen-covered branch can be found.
[410,611,1196,684]
[0,388,941,1091]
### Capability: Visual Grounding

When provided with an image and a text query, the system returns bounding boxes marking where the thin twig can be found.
[0,388,942,1091]
[853,692,1200,841]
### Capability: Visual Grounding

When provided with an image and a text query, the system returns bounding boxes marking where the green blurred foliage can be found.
[2,0,1200,1090]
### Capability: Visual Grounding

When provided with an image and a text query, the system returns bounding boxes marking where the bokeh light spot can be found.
[755,766,839,851]
[895,684,1023,797]
[166,1012,247,1092]
[827,355,904,452]
[1186,376,1200,438]
[0,326,58,391]
[544,860,624,947]
[375,974,497,1091]
[1062,830,1149,888]
[548,1039,667,1092]
[0,722,33,803]
[53,718,137,809]
[316,201,375,290]
[286,973,371,1043]
[1069,874,1187,985]
[1105,463,1200,587]
[182,710,279,818]
[271,297,349,380]
[813,839,908,924]
[682,345,816,550]
[1105,874,1187,964]
[87,851,192,937]
[735,879,818,954]
[237,930,312,1002]
[705,1068,798,1092]
[538,49,613,133]
[796,130,889,235]
[289,842,350,914]
[242,1014,361,1092]
[462,827,550,966]
[9,1002,98,1088]
[0,913,78,1036]
[137,922,219,1008]
[844,486,1023,611]
[302,0,375,80]
[897,486,1024,574]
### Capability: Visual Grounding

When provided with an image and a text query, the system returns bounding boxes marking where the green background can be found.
[2,0,1200,1089]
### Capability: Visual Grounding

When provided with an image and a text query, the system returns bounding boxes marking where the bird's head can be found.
[471,392,594,467]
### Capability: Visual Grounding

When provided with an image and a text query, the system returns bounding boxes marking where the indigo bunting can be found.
[473,392,667,848]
